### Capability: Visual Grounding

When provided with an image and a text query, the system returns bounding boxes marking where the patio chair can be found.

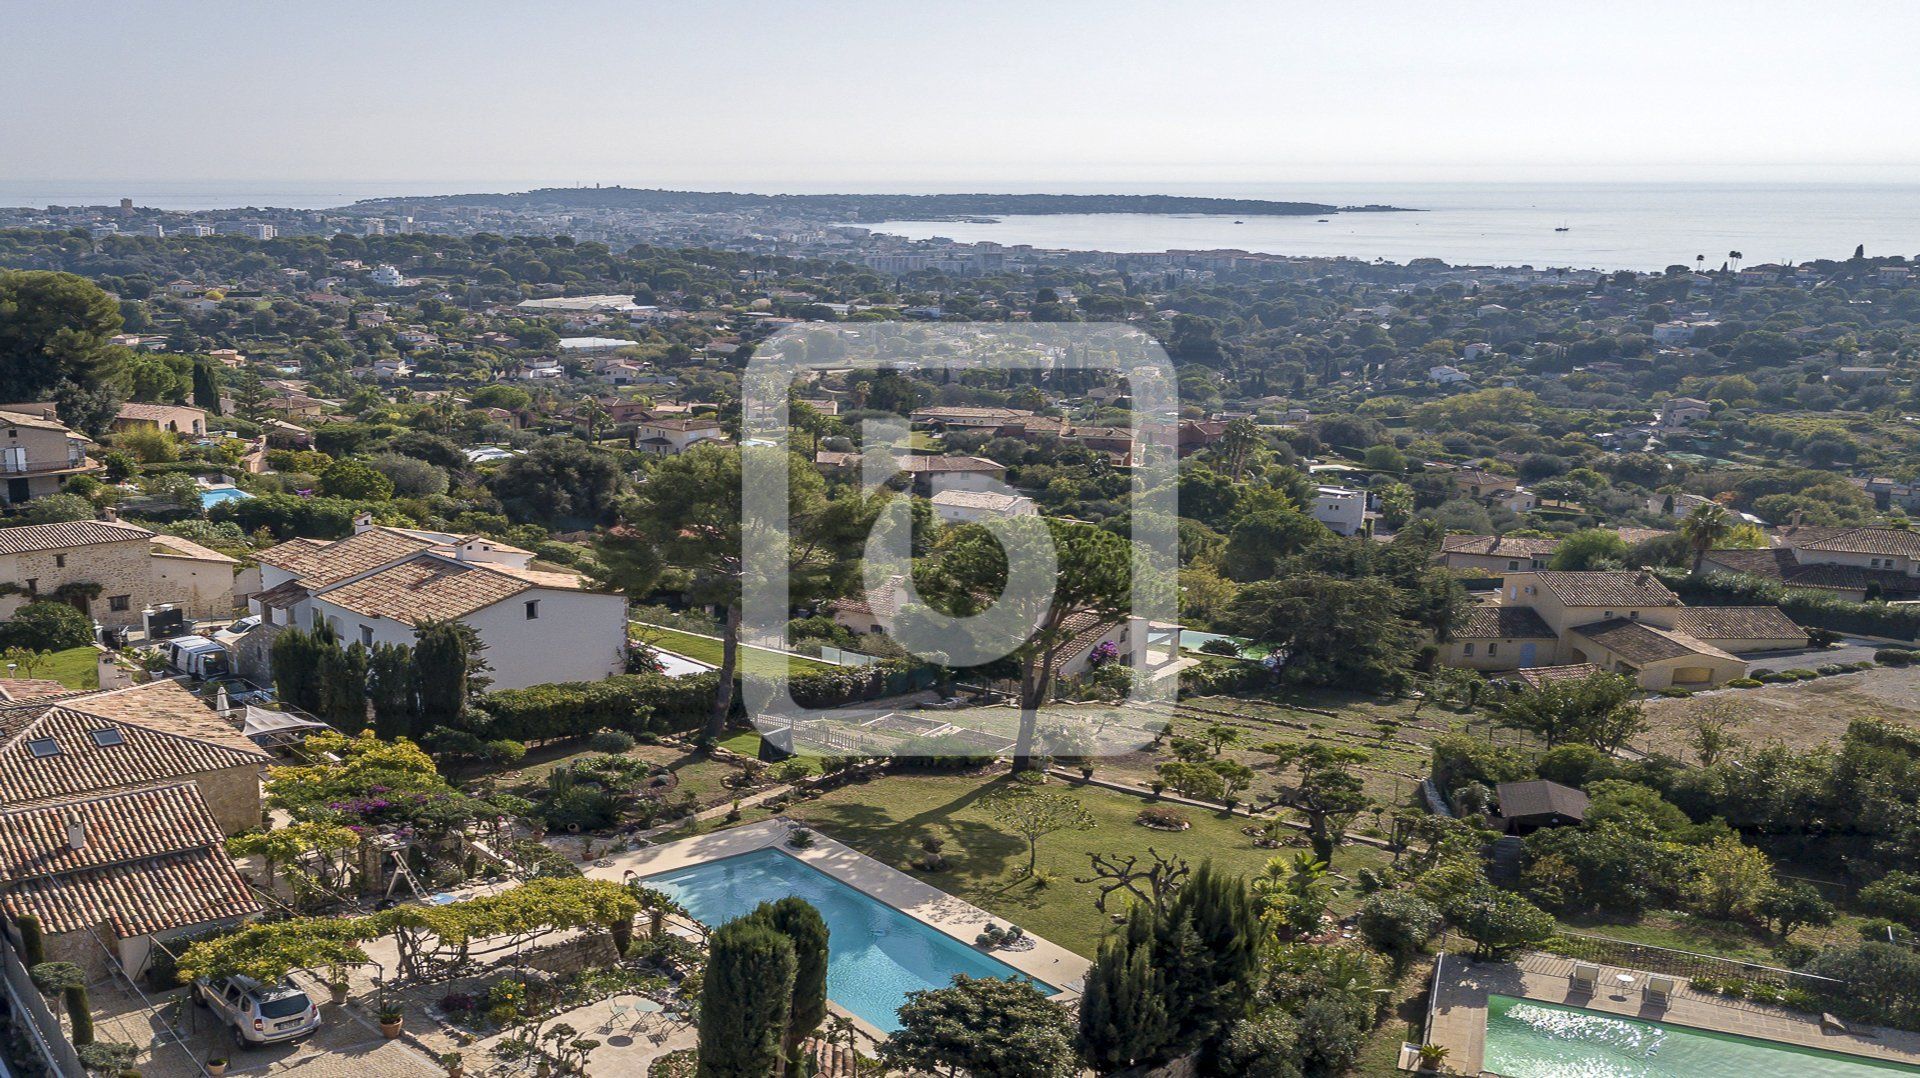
[1646,975,1676,1005]
[1571,963,1601,993]
[602,996,633,1033]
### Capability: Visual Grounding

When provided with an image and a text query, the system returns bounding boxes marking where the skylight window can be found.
[26,738,61,758]
[90,728,125,748]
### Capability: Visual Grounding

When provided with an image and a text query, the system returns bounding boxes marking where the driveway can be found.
[1740,636,1885,674]
[91,978,439,1078]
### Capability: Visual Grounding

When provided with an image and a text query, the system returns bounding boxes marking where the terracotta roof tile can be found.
[317,556,535,626]
[1534,571,1680,608]
[0,681,267,804]
[1776,525,1920,558]
[256,528,436,586]
[1458,606,1556,638]
[0,519,152,556]
[1665,606,1804,641]
[0,782,257,937]
[1567,618,1735,665]
[1441,534,1560,558]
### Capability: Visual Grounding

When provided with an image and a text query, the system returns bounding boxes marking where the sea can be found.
[867,183,1920,272]
[5,180,1920,273]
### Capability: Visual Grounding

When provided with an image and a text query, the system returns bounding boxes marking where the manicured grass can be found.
[632,624,836,677]
[716,730,823,775]
[780,770,1396,957]
[35,646,99,690]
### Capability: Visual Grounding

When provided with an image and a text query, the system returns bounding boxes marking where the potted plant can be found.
[1416,1043,1451,1075]
[328,970,350,1006]
[379,1009,404,1038]
[439,1051,464,1078]
[206,1057,229,1077]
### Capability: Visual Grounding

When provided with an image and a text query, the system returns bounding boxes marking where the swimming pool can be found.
[1483,994,1920,1077]
[643,847,1052,1032]
[199,486,253,508]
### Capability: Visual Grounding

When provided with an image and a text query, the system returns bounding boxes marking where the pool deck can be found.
[584,818,1092,1035]
[1428,951,1920,1074]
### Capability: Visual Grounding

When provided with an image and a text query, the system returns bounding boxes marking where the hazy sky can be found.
[5,0,1918,191]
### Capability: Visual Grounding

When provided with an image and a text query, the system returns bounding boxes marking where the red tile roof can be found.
[0,782,257,937]
[0,681,267,804]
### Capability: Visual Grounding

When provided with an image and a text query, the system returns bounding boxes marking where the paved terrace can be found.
[589,817,1092,1039]
[1428,950,1920,1075]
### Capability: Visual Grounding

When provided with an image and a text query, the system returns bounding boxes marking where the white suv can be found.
[195,975,320,1048]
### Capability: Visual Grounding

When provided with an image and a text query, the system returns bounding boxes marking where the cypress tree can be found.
[698,919,796,1078]
[1155,861,1259,1050]
[317,642,370,730]
[270,627,325,713]
[15,914,45,965]
[752,898,830,1055]
[191,360,222,414]
[413,620,472,728]
[1080,903,1170,1071]
[367,642,417,739]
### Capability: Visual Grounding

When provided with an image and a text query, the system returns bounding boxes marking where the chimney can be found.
[1791,508,1805,527]
[101,505,118,522]
[65,812,86,850]
[352,511,374,534]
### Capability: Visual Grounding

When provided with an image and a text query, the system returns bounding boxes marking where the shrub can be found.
[0,601,95,652]
[1658,688,1694,698]
[587,730,636,755]
[1726,677,1763,688]
[1135,806,1191,831]
[1877,649,1918,667]
[1356,892,1442,963]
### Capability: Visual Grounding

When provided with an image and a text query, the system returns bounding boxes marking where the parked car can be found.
[195,975,320,1048]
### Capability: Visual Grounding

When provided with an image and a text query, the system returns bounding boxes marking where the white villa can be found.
[249,518,627,689]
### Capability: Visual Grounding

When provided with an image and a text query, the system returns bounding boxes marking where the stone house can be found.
[0,678,270,836]
[112,402,208,438]
[0,519,238,628]
[1441,571,1803,689]
[0,408,100,506]
[0,782,258,980]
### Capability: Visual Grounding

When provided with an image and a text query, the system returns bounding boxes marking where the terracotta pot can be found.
[207,1062,228,1077]
[379,1017,404,1039]
[330,982,350,1005]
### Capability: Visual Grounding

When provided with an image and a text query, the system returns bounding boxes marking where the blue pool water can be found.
[199,486,253,508]
[643,848,1052,1031]
[1484,994,1920,1077]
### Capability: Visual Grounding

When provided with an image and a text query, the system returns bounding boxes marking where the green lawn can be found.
[32,646,99,690]
[780,770,1396,957]
[716,730,823,775]
[632,624,835,677]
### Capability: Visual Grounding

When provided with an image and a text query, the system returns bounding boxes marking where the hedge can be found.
[1658,568,1920,641]
[474,659,928,743]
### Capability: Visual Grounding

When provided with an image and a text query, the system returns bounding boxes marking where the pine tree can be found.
[1080,903,1171,1071]
[698,919,796,1078]
[750,898,830,1057]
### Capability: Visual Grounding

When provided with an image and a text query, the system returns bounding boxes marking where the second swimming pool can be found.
[1484,993,1920,1077]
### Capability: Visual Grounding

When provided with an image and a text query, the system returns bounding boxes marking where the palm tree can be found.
[1681,502,1735,574]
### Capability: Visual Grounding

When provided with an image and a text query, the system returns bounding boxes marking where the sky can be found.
[4,0,1919,193]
